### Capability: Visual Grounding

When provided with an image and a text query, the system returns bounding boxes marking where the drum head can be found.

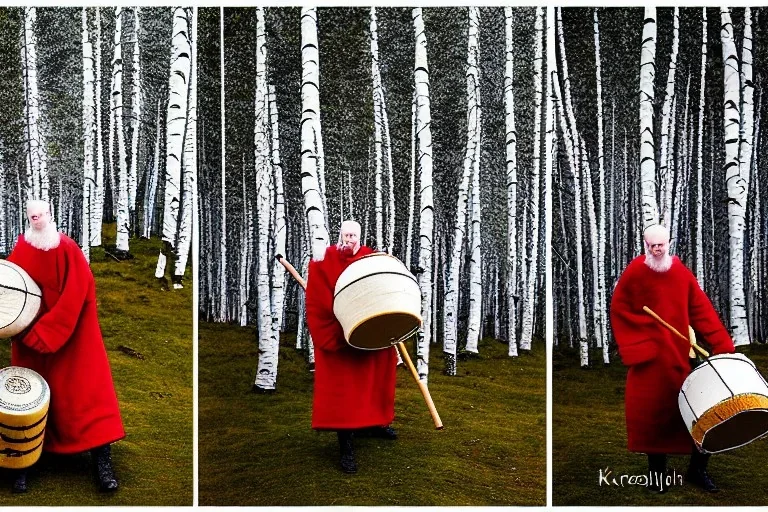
[0,366,50,416]
[701,409,768,453]
[0,260,42,338]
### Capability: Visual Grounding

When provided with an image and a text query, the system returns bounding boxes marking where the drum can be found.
[679,353,768,454]
[0,260,42,338]
[333,252,422,350]
[0,366,50,469]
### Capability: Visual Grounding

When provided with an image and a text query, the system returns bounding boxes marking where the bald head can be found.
[338,220,361,256]
[26,200,52,231]
[644,224,670,247]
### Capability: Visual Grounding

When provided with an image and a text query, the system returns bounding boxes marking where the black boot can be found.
[12,470,27,494]
[686,448,718,492]
[647,454,669,494]
[91,444,119,492]
[337,431,357,474]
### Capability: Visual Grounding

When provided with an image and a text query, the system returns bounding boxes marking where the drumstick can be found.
[278,254,444,430]
[643,306,711,358]
[275,254,306,289]
[396,341,443,430]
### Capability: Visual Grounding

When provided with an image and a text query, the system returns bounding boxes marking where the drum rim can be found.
[697,408,768,454]
[334,270,419,298]
[0,366,50,413]
[345,311,423,350]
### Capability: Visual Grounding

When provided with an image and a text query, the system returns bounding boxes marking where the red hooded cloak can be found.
[610,256,734,454]
[305,245,397,430]
[8,233,125,454]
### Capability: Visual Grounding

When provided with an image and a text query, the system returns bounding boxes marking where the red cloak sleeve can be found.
[10,237,91,354]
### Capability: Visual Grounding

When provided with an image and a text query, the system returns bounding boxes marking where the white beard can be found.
[24,222,60,251]
[645,253,673,273]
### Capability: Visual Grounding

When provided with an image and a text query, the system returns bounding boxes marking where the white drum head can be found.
[0,260,42,338]
[0,366,50,416]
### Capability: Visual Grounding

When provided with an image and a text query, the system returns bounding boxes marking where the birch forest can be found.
[552,8,768,366]
[198,7,550,391]
[0,6,196,288]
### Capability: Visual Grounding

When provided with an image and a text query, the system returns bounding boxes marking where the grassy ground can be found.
[553,343,768,506]
[199,324,546,506]
[0,224,193,505]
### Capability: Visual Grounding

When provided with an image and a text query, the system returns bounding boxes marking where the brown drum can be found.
[333,253,422,350]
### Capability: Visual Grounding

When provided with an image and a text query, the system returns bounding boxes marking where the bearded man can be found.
[610,224,735,494]
[305,220,398,474]
[7,200,125,493]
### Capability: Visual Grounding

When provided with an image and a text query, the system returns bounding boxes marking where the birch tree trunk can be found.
[695,8,706,287]
[92,7,104,246]
[520,7,544,352]
[465,6,482,354]
[413,7,434,383]
[144,98,161,238]
[269,85,287,353]
[405,91,416,266]
[659,7,679,230]
[82,7,95,259]
[721,8,749,346]
[129,7,141,214]
[443,7,478,372]
[593,8,608,363]
[112,7,130,253]
[253,7,278,390]
[174,7,196,285]
[504,7,518,357]
[157,8,191,279]
[21,7,49,203]
[639,7,659,228]
[301,8,330,260]
[739,8,754,210]
[371,8,384,250]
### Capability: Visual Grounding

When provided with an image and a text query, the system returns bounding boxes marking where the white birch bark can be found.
[521,7,544,352]
[405,91,416,266]
[239,164,249,326]
[218,8,227,321]
[695,8,706,287]
[593,9,609,363]
[544,6,555,361]
[581,137,601,354]
[112,7,130,252]
[371,8,384,250]
[143,98,161,238]
[21,7,49,203]
[739,8,754,207]
[174,7,196,284]
[82,8,95,260]
[721,8,749,346]
[92,7,104,246]
[659,7,679,230]
[129,7,141,212]
[639,8,659,228]
[504,7,518,357]
[253,8,278,390]
[554,9,587,359]
[443,7,479,370]
[465,6,482,354]
[269,85,287,348]
[301,8,330,260]
[413,7,434,382]
[158,8,191,276]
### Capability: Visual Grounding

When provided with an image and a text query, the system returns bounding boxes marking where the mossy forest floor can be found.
[553,343,768,506]
[199,325,546,506]
[0,224,193,505]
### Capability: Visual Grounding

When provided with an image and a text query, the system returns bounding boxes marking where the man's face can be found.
[27,208,50,231]
[646,238,668,258]
[339,228,360,255]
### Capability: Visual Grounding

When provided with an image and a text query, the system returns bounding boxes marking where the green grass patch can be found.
[553,344,768,506]
[199,326,546,505]
[0,224,192,505]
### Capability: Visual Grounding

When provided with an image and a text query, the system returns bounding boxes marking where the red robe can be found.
[8,233,125,454]
[306,245,397,430]
[610,256,734,454]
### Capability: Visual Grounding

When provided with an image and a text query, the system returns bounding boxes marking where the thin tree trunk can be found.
[639,7,659,228]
